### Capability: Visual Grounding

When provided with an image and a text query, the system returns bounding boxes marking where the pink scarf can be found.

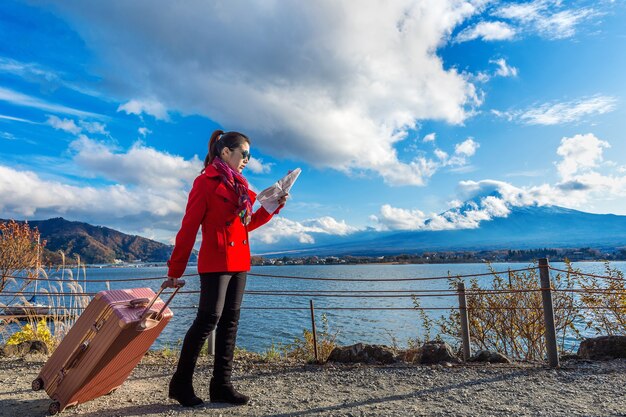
[212,157,252,225]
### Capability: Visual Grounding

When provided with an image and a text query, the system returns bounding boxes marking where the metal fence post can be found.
[310,299,319,363]
[539,258,559,368]
[458,282,472,361]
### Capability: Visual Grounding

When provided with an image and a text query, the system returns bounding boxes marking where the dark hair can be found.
[203,130,250,170]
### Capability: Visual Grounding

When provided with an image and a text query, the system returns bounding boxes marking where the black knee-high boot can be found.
[169,311,220,407]
[210,309,249,405]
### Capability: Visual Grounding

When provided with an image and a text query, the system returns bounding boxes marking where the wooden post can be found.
[458,282,472,361]
[310,300,319,363]
[539,258,559,368]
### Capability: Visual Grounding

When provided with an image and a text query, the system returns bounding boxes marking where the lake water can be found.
[3,262,625,352]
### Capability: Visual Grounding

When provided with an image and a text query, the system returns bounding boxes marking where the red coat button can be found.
[243,240,247,245]
[229,241,235,247]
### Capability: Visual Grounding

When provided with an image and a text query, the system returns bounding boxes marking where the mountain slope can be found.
[252,205,626,256]
[6,204,626,263]
[7,218,173,264]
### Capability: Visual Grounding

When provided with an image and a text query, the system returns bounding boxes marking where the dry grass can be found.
[285,313,338,363]
[1,220,90,351]
[429,261,626,361]
[577,262,626,336]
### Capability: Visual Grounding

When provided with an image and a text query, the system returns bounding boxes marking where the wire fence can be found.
[2,260,625,366]
[2,264,625,307]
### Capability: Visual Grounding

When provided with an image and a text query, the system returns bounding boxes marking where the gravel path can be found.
[2,354,626,417]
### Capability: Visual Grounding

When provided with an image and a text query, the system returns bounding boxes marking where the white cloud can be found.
[246,157,273,174]
[79,120,109,135]
[118,99,169,121]
[0,114,38,124]
[494,95,617,125]
[138,127,152,137]
[0,138,206,237]
[427,196,511,230]
[371,195,511,231]
[555,133,610,180]
[307,216,359,236]
[0,136,358,245]
[70,136,200,189]
[455,21,516,42]
[472,71,491,83]
[521,96,617,125]
[46,115,81,135]
[423,133,436,143]
[490,58,518,77]
[493,1,598,40]
[493,1,543,21]
[455,138,479,157]
[374,134,481,185]
[251,215,359,245]
[0,164,188,230]
[0,86,101,118]
[45,1,485,186]
[434,149,448,161]
[535,9,597,39]
[373,133,626,231]
[46,115,109,136]
[469,58,517,83]
[0,57,62,85]
[436,137,480,167]
[458,134,626,212]
[370,205,428,231]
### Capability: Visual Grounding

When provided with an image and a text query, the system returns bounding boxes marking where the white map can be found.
[256,168,301,214]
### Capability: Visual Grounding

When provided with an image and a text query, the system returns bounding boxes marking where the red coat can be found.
[167,164,277,278]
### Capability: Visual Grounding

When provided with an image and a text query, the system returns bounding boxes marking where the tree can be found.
[0,220,45,292]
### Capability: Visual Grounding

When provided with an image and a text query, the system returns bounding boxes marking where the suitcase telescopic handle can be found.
[138,279,185,330]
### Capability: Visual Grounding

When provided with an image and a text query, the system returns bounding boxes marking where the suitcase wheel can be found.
[48,401,61,415]
[31,377,44,391]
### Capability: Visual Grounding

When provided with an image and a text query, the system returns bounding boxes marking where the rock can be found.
[468,350,511,364]
[405,341,460,364]
[578,335,626,360]
[1,341,49,357]
[560,353,581,361]
[327,343,397,364]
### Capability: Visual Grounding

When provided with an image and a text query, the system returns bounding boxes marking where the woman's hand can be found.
[278,193,289,206]
[163,276,183,288]
[272,193,289,214]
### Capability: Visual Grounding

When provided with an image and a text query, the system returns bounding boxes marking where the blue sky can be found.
[1,0,625,249]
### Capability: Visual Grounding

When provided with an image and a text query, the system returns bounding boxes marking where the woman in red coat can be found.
[166,130,286,407]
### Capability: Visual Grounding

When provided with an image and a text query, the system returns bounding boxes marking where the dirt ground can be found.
[2,354,626,417]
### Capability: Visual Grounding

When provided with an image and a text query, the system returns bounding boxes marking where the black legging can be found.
[174,271,247,383]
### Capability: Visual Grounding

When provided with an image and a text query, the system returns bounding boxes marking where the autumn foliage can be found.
[0,220,45,292]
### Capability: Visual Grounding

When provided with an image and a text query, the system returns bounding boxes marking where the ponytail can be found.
[202,130,251,172]
[204,129,225,169]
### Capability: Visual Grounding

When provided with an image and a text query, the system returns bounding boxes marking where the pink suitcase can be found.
[32,281,183,415]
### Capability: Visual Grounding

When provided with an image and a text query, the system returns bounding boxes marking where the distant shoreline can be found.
[40,258,624,270]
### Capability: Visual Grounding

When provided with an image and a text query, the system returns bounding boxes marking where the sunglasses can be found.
[229,147,251,161]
